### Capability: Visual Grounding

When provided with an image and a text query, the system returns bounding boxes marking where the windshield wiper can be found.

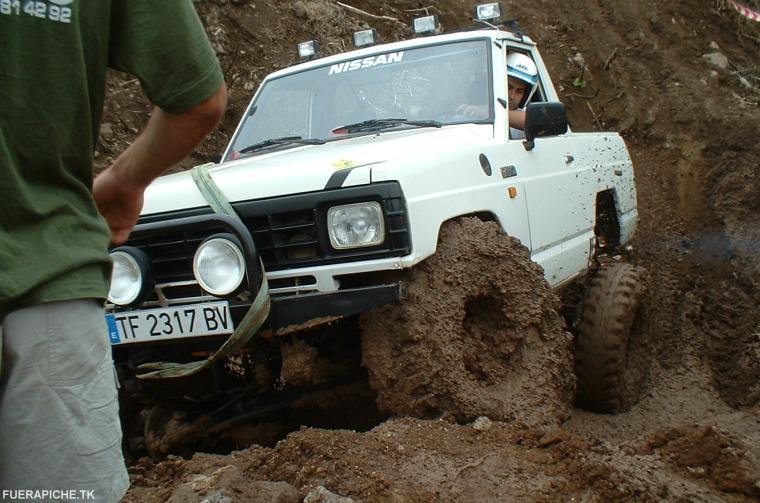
[239,135,325,154]
[332,118,442,134]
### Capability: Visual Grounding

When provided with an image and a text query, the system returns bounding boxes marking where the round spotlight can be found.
[193,236,246,296]
[108,249,148,306]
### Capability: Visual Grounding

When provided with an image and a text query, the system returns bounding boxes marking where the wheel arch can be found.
[437,211,502,239]
[418,210,516,265]
[594,189,621,254]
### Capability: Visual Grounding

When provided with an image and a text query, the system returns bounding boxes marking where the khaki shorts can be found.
[0,300,129,502]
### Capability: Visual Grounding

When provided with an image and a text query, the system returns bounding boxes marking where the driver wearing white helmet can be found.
[457,52,539,139]
[505,52,539,139]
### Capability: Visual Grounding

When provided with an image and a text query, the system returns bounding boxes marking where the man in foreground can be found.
[0,2,226,500]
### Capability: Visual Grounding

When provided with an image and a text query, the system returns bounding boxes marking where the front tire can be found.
[361,217,575,426]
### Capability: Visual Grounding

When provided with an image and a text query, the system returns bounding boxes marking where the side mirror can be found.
[523,102,568,151]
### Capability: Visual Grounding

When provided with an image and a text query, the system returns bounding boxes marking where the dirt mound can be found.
[645,425,760,498]
[115,0,760,501]
[124,416,760,503]
[361,217,574,427]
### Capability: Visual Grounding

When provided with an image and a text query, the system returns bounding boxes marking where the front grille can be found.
[244,209,321,267]
[237,184,411,270]
[126,229,213,286]
[131,182,411,290]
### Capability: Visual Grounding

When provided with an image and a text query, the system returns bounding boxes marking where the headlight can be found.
[193,236,246,296]
[108,248,150,306]
[327,202,385,249]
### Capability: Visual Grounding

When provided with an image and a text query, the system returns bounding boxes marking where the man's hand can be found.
[91,83,227,245]
[93,166,145,245]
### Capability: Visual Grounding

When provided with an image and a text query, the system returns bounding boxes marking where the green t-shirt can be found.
[0,0,223,314]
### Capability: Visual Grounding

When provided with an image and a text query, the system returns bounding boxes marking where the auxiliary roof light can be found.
[353,28,378,48]
[297,40,319,60]
[475,2,503,22]
[412,15,440,35]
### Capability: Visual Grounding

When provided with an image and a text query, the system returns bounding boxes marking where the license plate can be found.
[106,301,234,345]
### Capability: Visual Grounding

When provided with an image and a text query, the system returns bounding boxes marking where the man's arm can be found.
[93,82,227,245]
[508,109,526,130]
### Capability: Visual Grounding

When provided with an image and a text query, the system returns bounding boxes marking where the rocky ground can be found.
[106,1,760,501]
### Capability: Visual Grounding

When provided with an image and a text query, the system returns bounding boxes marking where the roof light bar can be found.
[412,15,440,35]
[297,40,319,60]
[353,29,378,48]
[475,2,503,21]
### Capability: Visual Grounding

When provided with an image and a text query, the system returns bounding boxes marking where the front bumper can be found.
[264,283,402,334]
[109,204,405,344]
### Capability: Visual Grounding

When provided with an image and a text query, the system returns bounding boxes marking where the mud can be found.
[361,217,574,427]
[113,0,760,501]
[280,338,324,388]
[143,406,211,459]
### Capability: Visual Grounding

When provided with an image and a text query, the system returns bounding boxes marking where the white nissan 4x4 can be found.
[107,7,646,455]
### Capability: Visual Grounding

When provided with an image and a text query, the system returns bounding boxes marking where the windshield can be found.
[225,39,492,161]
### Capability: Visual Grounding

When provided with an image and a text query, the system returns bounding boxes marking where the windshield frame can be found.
[222,37,494,163]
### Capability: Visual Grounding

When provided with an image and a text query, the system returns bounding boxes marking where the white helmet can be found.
[506,52,538,108]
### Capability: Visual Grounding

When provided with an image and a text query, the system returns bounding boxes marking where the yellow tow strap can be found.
[136,164,271,379]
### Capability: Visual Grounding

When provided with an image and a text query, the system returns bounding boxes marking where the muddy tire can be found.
[574,263,648,413]
[361,217,574,426]
[143,404,211,459]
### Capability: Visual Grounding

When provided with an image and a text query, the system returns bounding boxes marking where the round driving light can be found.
[108,250,143,305]
[193,237,246,296]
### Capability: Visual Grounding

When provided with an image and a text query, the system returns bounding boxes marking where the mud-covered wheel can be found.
[144,404,210,459]
[574,262,648,413]
[360,217,575,426]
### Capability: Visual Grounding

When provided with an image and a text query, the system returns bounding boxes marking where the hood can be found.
[142,124,492,215]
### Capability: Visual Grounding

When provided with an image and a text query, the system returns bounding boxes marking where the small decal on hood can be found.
[332,159,355,170]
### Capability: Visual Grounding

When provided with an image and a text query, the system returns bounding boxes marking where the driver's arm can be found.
[508,109,526,130]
